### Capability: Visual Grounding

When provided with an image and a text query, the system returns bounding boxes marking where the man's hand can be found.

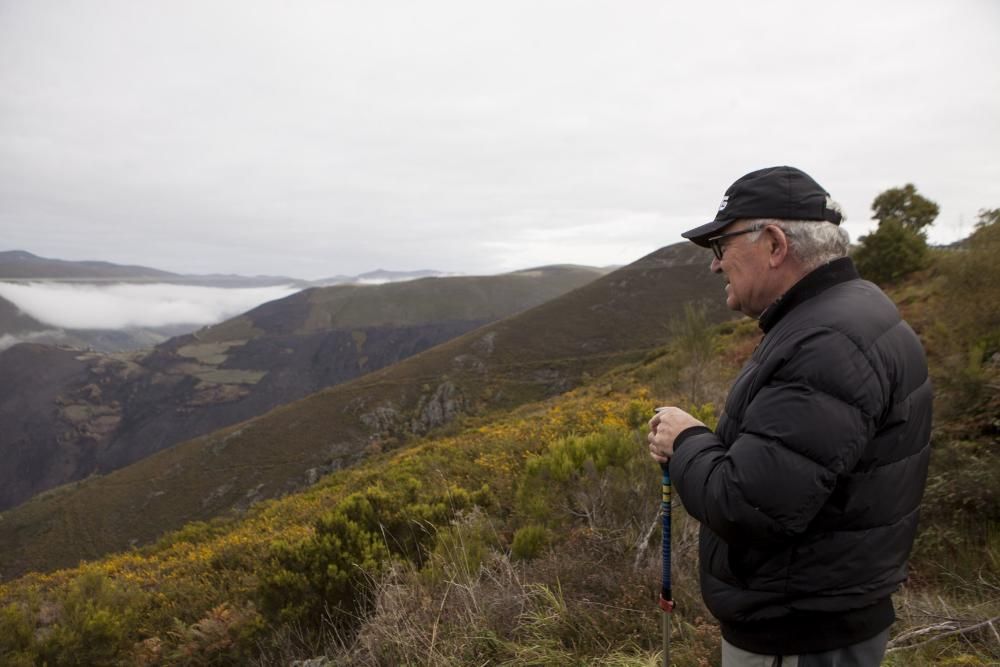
[648,406,705,463]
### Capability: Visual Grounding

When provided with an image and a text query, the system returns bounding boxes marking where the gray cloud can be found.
[1,1,998,278]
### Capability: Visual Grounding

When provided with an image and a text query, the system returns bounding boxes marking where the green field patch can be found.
[176,341,245,366]
[196,316,261,343]
[192,369,266,385]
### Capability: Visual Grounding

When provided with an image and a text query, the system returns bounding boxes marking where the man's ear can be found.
[766,225,790,268]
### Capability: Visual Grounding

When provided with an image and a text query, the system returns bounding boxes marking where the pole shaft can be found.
[662,611,669,667]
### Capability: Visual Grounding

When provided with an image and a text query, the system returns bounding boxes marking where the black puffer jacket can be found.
[671,258,932,655]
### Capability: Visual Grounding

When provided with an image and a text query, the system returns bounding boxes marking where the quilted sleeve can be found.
[671,326,882,547]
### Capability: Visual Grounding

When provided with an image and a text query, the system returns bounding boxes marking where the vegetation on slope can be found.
[1,224,998,665]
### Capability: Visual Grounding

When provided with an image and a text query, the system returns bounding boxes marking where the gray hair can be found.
[748,218,851,270]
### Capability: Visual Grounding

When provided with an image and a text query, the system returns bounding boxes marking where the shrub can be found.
[258,476,490,629]
[931,213,1000,415]
[511,525,549,561]
[624,398,656,430]
[167,602,265,665]
[35,571,145,666]
[151,519,227,551]
[914,435,1000,574]
[0,603,36,666]
[515,427,659,546]
[425,508,499,580]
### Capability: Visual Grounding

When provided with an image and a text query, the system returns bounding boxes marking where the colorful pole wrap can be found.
[660,462,674,667]
[660,464,674,611]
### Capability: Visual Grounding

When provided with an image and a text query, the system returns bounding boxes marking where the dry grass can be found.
[258,501,720,667]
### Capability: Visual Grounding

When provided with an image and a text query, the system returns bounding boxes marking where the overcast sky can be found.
[2,1,998,279]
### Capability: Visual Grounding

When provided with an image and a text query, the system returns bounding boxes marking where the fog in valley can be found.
[0,282,301,343]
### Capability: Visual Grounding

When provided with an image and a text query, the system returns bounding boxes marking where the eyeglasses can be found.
[707,223,764,260]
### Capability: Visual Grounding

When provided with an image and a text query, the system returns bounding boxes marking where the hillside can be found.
[0,243,721,576]
[0,294,47,342]
[0,226,996,666]
[0,265,606,511]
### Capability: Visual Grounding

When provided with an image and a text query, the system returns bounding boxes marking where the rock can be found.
[360,405,402,438]
[412,381,465,434]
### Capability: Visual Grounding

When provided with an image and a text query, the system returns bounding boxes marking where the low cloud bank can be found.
[0,283,301,330]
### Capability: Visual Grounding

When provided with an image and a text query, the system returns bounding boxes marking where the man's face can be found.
[709,221,773,318]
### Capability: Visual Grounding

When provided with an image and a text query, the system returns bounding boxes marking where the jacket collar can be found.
[758,257,860,333]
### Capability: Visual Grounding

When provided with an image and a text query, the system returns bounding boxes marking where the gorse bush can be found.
[523,427,636,486]
[33,571,145,667]
[511,524,549,561]
[687,402,718,430]
[624,397,657,430]
[259,475,492,628]
[515,426,650,531]
[0,602,35,666]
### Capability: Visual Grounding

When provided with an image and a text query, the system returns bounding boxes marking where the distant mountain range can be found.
[313,268,458,286]
[0,250,460,287]
[0,264,608,513]
[0,250,302,287]
[0,242,724,578]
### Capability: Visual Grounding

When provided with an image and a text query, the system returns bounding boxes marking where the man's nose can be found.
[710,256,723,273]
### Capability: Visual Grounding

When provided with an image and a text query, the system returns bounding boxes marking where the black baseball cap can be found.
[682,166,843,248]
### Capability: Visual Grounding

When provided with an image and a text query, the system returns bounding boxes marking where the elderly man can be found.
[648,166,931,666]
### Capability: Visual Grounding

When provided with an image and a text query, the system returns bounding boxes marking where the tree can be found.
[870,183,940,232]
[854,184,939,284]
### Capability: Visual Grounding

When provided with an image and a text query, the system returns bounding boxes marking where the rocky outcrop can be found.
[412,381,465,434]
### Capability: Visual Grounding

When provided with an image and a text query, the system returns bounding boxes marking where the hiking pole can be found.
[659,461,675,667]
